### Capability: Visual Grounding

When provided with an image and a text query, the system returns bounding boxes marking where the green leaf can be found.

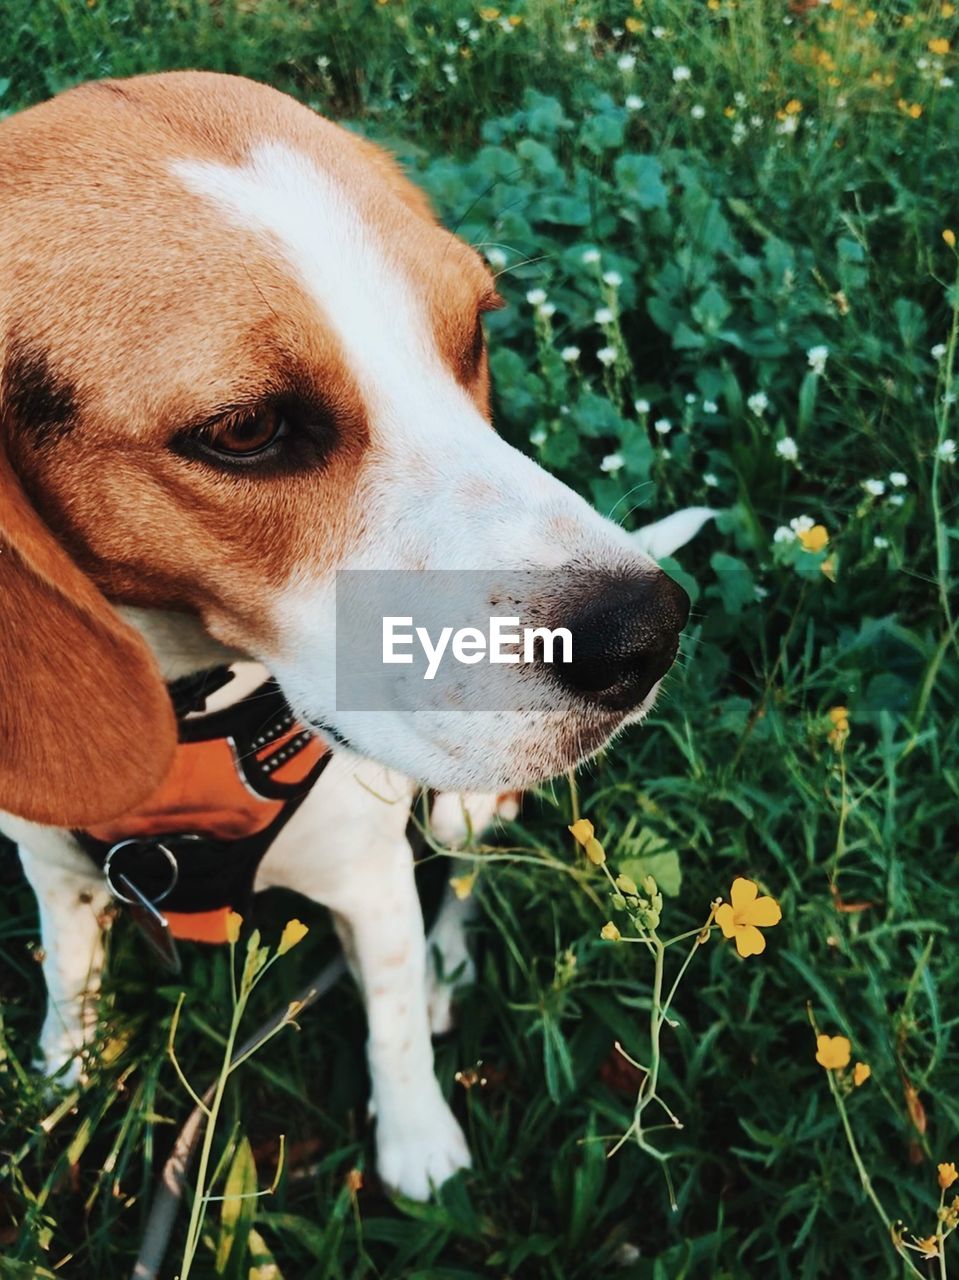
[248,1227,285,1280]
[710,551,756,615]
[215,1137,258,1279]
[618,830,683,897]
[614,153,668,210]
[580,111,625,154]
[797,369,819,432]
[693,285,732,333]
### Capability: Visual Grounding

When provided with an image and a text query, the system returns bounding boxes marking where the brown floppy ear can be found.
[0,448,177,827]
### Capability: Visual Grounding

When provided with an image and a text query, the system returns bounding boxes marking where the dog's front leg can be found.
[7,823,111,1083]
[257,759,470,1200]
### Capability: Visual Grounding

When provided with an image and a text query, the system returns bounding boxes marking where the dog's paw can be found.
[376,1097,471,1200]
[425,945,475,1036]
[36,1034,87,1089]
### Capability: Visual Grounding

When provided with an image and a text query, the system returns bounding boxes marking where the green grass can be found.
[2,0,959,1275]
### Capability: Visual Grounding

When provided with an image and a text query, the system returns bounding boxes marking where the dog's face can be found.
[0,72,688,822]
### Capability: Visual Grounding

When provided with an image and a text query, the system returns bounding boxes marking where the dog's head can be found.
[0,72,688,826]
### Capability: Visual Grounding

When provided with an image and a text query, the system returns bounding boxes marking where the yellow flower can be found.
[944,228,957,248]
[940,1162,959,1190]
[715,877,782,957]
[479,6,500,18]
[508,13,523,25]
[450,872,477,900]
[568,818,594,846]
[897,99,923,119]
[569,818,606,864]
[723,105,736,118]
[277,918,309,955]
[797,524,829,553]
[853,1061,871,1087]
[929,37,951,54]
[944,3,956,17]
[785,98,803,115]
[820,556,837,582]
[600,921,622,941]
[828,705,850,729]
[815,1034,851,1070]
[708,0,721,8]
[916,1237,939,1259]
[626,16,644,32]
[225,911,243,944]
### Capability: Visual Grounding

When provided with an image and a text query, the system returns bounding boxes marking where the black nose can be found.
[551,573,690,712]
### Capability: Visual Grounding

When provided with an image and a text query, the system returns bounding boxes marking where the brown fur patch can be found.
[0,71,500,820]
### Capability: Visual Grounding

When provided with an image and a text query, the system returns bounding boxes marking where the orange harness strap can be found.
[75,673,331,944]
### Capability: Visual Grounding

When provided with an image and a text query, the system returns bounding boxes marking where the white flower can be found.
[776,115,799,135]
[732,121,748,145]
[530,427,547,446]
[602,270,623,287]
[597,345,618,366]
[703,400,718,414]
[526,288,547,307]
[734,91,747,107]
[889,471,908,487]
[691,104,706,120]
[807,345,829,374]
[456,17,470,31]
[537,303,556,319]
[873,535,890,549]
[563,38,578,53]
[654,417,672,435]
[618,54,637,72]
[755,585,770,601]
[789,515,814,533]
[672,65,692,82]
[444,40,458,55]
[932,343,947,360]
[442,64,458,85]
[625,94,645,111]
[916,56,929,70]
[499,16,514,32]
[942,76,954,88]
[685,392,697,404]
[581,248,601,265]
[889,493,906,507]
[704,472,719,487]
[774,525,794,544]
[561,345,581,363]
[652,25,666,38]
[862,478,885,496]
[750,114,764,128]
[600,451,624,472]
[594,306,614,326]
[634,398,650,414]
[486,247,508,270]
[938,438,958,463]
[747,391,769,415]
[776,436,799,462]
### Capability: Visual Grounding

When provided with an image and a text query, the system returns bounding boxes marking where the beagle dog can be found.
[0,72,693,1200]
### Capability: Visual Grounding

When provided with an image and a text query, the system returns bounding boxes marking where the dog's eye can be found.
[202,407,288,458]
